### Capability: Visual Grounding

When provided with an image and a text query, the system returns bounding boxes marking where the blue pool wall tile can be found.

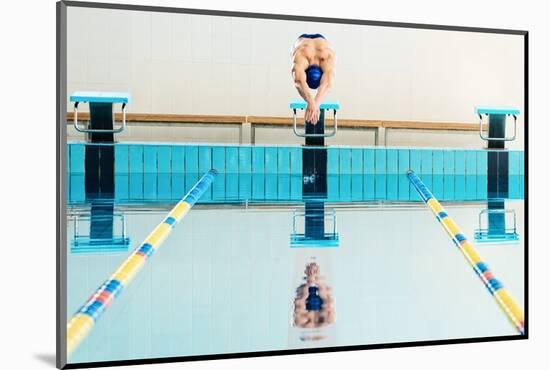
[199,147,214,201]
[114,144,129,174]
[158,174,171,200]
[339,148,352,174]
[443,150,455,175]
[508,151,521,199]
[476,151,488,199]
[420,149,432,175]
[420,149,433,193]
[70,174,85,202]
[363,148,375,199]
[385,149,398,199]
[454,151,466,200]
[351,149,363,175]
[386,150,398,174]
[264,148,278,198]
[264,147,278,175]
[185,146,199,173]
[115,175,129,201]
[363,149,375,174]
[519,151,524,175]
[239,147,252,199]
[225,147,239,196]
[252,147,265,173]
[129,145,144,174]
[339,149,352,198]
[397,149,410,200]
[465,151,477,199]
[409,150,422,201]
[443,150,455,200]
[290,147,302,175]
[508,151,520,175]
[431,150,444,199]
[252,174,265,200]
[185,146,199,190]
[290,174,302,200]
[144,173,157,200]
[172,146,185,174]
[277,147,291,199]
[143,146,157,173]
[212,147,226,174]
[66,144,71,174]
[157,146,171,173]
[239,146,252,172]
[466,151,477,175]
[476,151,488,174]
[327,148,340,200]
[327,148,339,175]
[432,150,444,175]
[278,174,290,199]
[519,151,524,198]
[251,148,266,199]
[199,146,213,174]
[351,149,364,200]
[277,147,291,174]
[129,173,143,199]
[70,144,85,174]
[212,171,225,200]
[454,150,466,175]
[374,149,387,199]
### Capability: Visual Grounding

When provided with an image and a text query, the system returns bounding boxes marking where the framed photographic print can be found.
[56,1,527,368]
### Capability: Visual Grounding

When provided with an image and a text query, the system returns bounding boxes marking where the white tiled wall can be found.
[66,7,525,149]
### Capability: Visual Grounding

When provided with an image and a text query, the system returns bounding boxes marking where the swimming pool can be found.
[65,142,525,364]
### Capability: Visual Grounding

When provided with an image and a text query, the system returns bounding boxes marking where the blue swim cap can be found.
[305,65,323,89]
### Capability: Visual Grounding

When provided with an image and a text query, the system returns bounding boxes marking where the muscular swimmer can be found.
[291,34,336,125]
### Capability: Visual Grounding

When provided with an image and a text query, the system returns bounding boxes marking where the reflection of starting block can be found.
[474,208,519,243]
[290,207,339,248]
[71,207,130,253]
[290,99,340,138]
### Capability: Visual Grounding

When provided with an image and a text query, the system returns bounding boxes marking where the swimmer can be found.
[291,34,336,125]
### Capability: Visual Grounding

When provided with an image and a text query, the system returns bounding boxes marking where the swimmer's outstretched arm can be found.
[292,60,314,105]
[292,60,321,124]
[313,62,335,108]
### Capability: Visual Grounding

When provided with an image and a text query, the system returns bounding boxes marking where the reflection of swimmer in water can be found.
[293,262,335,329]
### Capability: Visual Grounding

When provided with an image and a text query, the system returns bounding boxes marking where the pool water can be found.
[66,199,525,364]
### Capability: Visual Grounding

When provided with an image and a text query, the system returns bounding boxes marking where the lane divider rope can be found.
[407,170,524,335]
[67,169,218,356]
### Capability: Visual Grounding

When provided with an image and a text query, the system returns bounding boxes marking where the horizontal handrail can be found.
[66,112,486,132]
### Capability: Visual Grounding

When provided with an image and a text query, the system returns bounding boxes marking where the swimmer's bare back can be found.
[291,37,336,125]
[292,37,335,72]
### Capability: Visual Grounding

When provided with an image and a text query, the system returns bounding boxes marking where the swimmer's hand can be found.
[305,100,320,125]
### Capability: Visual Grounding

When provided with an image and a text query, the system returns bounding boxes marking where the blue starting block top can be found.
[70,91,131,104]
[290,99,340,110]
[475,106,520,115]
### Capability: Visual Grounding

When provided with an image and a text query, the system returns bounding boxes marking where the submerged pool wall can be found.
[66,143,525,204]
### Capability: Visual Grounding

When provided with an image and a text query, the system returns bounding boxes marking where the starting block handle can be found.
[476,106,520,142]
[293,108,338,138]
[70,91,130,134]
[290,100,340,138]
[478,113,517,142]
[73,102,127,134]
